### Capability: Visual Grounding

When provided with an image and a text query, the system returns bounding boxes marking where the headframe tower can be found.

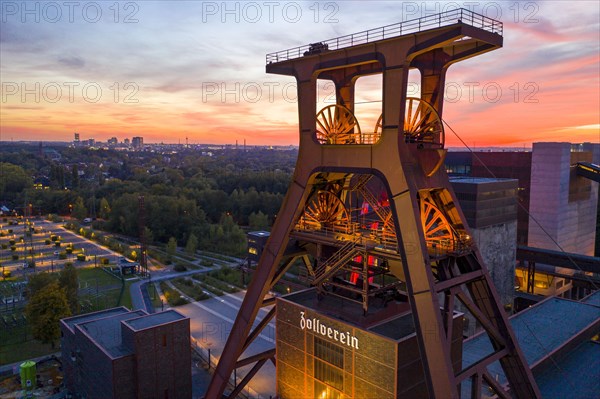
[206,9,540,399]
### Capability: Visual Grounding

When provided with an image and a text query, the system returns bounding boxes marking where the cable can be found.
[353,100,383,105]
[442,119,596,393]
[443,119,599,291]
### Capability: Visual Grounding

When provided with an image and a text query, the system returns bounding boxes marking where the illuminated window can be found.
[249,247,258,255]
[315,380,342,399]
[534,280,548,289]
[314,337,344,396]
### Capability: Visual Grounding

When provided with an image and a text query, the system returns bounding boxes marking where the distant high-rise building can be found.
[132,136,143,149]
[107,137,118,145]
[73,133,80,145]
[124,138,130,145]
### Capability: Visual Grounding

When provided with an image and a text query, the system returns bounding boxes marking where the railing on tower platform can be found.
[266,8,503,64]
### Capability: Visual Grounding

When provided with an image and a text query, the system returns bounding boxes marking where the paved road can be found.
[129,268,214,313]
[128,267,279,397]
[177,291,277,398]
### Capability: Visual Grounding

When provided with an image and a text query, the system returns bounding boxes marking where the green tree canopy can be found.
[249,211,270,231]
[0,162,32,201]
[143,226,154,245]
[72,196,87,220]
[185,233,198,255]
[167,237,177,258]
[99,197,111,219]
[25,281,71,348]
[59,263,79,314]
[27,272,55,298]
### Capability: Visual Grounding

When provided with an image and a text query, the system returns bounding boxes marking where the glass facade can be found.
[314,337,344,396]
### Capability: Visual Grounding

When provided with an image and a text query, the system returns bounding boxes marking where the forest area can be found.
[0,143,297,256]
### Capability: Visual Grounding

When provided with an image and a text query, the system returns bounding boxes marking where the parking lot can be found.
[0,218,123,277]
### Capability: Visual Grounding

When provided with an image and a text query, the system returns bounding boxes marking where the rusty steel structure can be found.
[138,195,148,277]
[206,8,540,399]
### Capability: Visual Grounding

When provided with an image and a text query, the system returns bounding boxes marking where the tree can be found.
[25,281,71,348]
[167,237,177,259]
[59,263,79,314]
[71,164,80,189]
[249,211,270,231]
[72,196,87,220]
[143,226,154,245]
[185,233,198,255]
[27,272,55,298]
[99,197,111,220]
[0,162,32,201]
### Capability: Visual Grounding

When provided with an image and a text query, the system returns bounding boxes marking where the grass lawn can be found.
[0,264,136,367]
[0,321,56,366]
[172,278,209,301]
[145,283,164,310]
[197,274,240,294]
[159,281,189,306]
[206,267,245,288]
[77,267,133,311]
[119,280,133,309]
[78,266,122,287]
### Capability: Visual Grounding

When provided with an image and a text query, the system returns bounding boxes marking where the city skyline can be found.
[1,1,599,146]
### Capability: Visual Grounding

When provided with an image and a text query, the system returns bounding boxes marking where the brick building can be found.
[276,288,464,398]
[60,307,191,399]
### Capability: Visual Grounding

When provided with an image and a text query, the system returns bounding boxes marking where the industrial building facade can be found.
[445,142,599,253]
[446,142,599,300]
[450,177,519,309]
[60,307,191,399]
[276,289,464,399]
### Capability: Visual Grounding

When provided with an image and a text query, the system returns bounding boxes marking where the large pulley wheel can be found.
[420,199,454,243]
[404,97,445,149]
[370,114,383,144]
[315,105,361,144]
[300,191,350,230]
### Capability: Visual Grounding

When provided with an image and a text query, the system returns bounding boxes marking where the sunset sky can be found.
[1,1,599,147]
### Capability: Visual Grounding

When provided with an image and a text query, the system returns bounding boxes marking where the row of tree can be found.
[1,144,296,256]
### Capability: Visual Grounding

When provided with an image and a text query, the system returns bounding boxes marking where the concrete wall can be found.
[471,220,517,308]
[528,142,598,256]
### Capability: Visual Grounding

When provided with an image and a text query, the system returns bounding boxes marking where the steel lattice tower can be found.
[206,9,540,399]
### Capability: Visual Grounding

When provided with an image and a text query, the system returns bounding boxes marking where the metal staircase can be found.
[313,238,363,285]
[357,185,391,223]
